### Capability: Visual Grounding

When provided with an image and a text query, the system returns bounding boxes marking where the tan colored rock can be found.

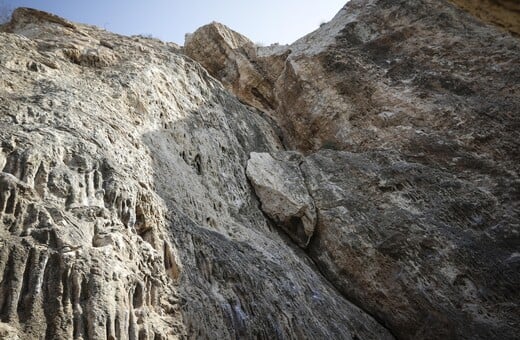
[2,0,520,338]
[246,152,316,248]
[187,0,520,339]
[186,0,520,154]
[0,322,21,340]
[185,22,288,113]
[0,7,393,340]
[449,0,520,36]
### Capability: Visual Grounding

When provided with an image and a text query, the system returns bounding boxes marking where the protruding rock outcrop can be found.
[186,0,520,154]
[246,152,316,248]
[185,22,287,114]
[246,147,520,339]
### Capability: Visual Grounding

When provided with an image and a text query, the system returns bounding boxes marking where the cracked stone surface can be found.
[1,0,520,339]
[186,0,520,339]
[0,7,393,340]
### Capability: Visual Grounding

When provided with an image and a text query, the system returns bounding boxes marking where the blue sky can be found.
[3,0,347,45]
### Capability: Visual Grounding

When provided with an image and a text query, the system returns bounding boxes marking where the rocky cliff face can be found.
[187,0,520,339]
[0,6,392,340]
[449,0,520,36]
[0,1,519,339]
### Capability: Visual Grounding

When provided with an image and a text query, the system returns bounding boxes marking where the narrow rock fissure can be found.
[246,154,396,337]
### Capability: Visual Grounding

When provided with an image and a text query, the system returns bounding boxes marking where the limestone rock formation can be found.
[186,0,520,154]
[247,145,520,340]
[246,152,316,248]
[1,0,520,339]
[0,6,392,340]
[186,0,520,339]
[304,150,518,339]
[184,22,287,114]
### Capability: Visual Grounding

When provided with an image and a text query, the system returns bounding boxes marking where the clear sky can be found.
[3,0,347,45]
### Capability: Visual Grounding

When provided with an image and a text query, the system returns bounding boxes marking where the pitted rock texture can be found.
[0,7,393,340]
[246,152,316,248]
[187,0,520,339]
[449,0,520,36]
[2,1,520,339]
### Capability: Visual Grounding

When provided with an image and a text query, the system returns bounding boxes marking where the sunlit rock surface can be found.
[1,0,520,339]
[187,0,520,339]
[0,7,392,340]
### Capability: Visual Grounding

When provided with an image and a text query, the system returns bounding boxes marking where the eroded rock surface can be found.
[186,0,520,154]
[2,0,520,339]
[449,0,520,36]
[187,0,520,339]
[302,150,519,339]
[244,147,519,339]
[184,22,287,114]
[0,7,393,340]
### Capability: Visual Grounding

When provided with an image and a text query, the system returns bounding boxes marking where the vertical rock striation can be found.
[0,7,393,340]
[1,0,520,338]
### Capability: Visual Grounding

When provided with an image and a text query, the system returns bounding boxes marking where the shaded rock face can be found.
[186,0,520,339]
[0,7,393,340]
[302,150,519,339]
[449,0,520,36]
[248,149,520,339]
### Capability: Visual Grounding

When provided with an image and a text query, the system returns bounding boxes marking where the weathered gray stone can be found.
[186,0,520,339]
[246,152,316,248]
[0,7,393,340]
[302,150,519,339]
[2,0,520,339]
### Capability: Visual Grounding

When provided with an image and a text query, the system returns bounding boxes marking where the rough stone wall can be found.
[1,1,520,339]
[449,0,520,36]
[0,7,393,340]
[189,0,520,339]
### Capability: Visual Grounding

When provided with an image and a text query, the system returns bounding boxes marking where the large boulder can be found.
[246,152,316,248]
[184,22,286,113]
